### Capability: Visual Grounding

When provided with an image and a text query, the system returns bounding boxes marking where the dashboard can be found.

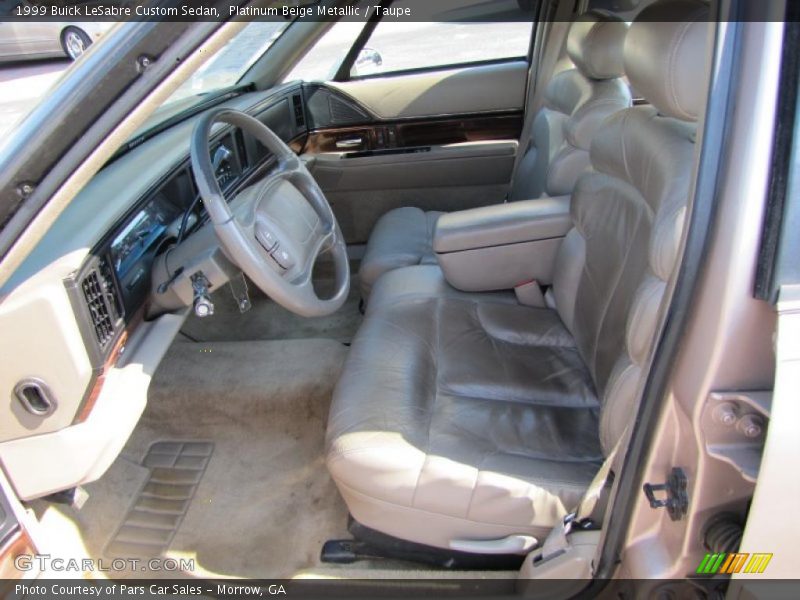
[107,131,247,316]
[4,80,370,379]
[91,89,306,334]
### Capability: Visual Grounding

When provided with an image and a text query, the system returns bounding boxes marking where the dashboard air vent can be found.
[81,259,121,349]
[292,94,305,128]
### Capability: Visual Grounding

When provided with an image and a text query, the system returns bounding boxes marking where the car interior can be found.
[0,0,784,588]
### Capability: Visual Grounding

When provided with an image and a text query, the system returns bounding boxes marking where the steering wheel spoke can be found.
[191,108,350,317]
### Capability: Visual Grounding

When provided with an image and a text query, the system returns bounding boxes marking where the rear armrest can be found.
[433,196,572,292]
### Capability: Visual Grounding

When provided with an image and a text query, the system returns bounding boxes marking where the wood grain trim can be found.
[303,112,523,155]
[0,529,34,580]
[288,133,308,154]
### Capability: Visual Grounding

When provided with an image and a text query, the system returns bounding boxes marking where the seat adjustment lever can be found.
[449,534,537,555]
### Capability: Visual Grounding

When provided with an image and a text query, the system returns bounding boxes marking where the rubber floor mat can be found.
[105,441,214,558]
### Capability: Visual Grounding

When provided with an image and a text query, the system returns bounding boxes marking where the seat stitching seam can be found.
[464,302,490,520]
[334,479,559,531]
[620,109,633,183]
[475,446,603,477]
[328,446,601,479]
[330,446,600,488]
[667,19,695,120]
[436,389,599,409]
[378,293,517,311]
[587,199,647,391]
[473,308,578,349]
[410,296,441,509]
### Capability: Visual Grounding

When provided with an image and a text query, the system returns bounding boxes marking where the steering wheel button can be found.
[255,228,278,252]
[271,247,294,270]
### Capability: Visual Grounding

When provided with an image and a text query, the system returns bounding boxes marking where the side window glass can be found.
[350,1,533,78]
[284,21,367,83]
[284,1,534,83]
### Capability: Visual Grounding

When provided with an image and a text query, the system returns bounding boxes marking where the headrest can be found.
[624,0,710,121]
[567,11,628,80]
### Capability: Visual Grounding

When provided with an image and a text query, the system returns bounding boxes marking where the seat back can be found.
[510,11,632,201]
[550,0,711,453]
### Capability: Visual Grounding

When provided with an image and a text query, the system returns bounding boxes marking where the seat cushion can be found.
[358,207,442,299]
[326,266,602,550]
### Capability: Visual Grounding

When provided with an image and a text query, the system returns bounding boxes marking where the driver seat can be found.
[326,0,709,553]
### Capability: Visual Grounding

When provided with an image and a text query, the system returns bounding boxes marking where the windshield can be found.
[142,21,290,126]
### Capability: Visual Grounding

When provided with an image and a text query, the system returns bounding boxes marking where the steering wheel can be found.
[190,108,349,317]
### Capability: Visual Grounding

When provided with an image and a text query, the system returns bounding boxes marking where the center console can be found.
[433,196,572,292]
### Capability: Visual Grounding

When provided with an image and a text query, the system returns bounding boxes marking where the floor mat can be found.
[105,441,214,558]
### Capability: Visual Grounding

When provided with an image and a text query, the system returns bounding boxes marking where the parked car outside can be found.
[0,1,115,61]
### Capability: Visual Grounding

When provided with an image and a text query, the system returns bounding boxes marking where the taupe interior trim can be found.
[433,196,571,254]
[326,61,528,120]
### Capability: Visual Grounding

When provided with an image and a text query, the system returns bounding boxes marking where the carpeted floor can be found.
[28,278,517,582]
[179,273,362,344]
[38,338,353,579]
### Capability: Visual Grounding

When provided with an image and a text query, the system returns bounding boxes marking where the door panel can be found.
[327,60,527,120]
[303,61,530,244]
[309,141,516,244]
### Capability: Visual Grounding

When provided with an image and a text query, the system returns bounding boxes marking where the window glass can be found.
[284,0,533,83]
[353,20,532,77]
[284,21,367,82]
[165,22,290,105]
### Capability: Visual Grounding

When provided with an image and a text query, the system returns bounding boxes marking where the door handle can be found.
[14,378,57,417]
[335,137,363,149]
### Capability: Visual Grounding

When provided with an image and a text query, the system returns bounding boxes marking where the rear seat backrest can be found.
[550,0,711,453]
[510,11,632,201]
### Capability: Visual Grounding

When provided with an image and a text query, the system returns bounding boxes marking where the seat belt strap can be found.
[539,431,627,561]
[574,438,621,526]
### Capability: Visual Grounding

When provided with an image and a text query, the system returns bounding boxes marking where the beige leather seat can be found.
[327,0,709,552]
[358,11,632,299]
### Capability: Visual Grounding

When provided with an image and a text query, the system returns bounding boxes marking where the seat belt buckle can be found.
[562,511,576,535]
[537,512,576,564]
[566,509,599,532]
[515,279,546,307]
